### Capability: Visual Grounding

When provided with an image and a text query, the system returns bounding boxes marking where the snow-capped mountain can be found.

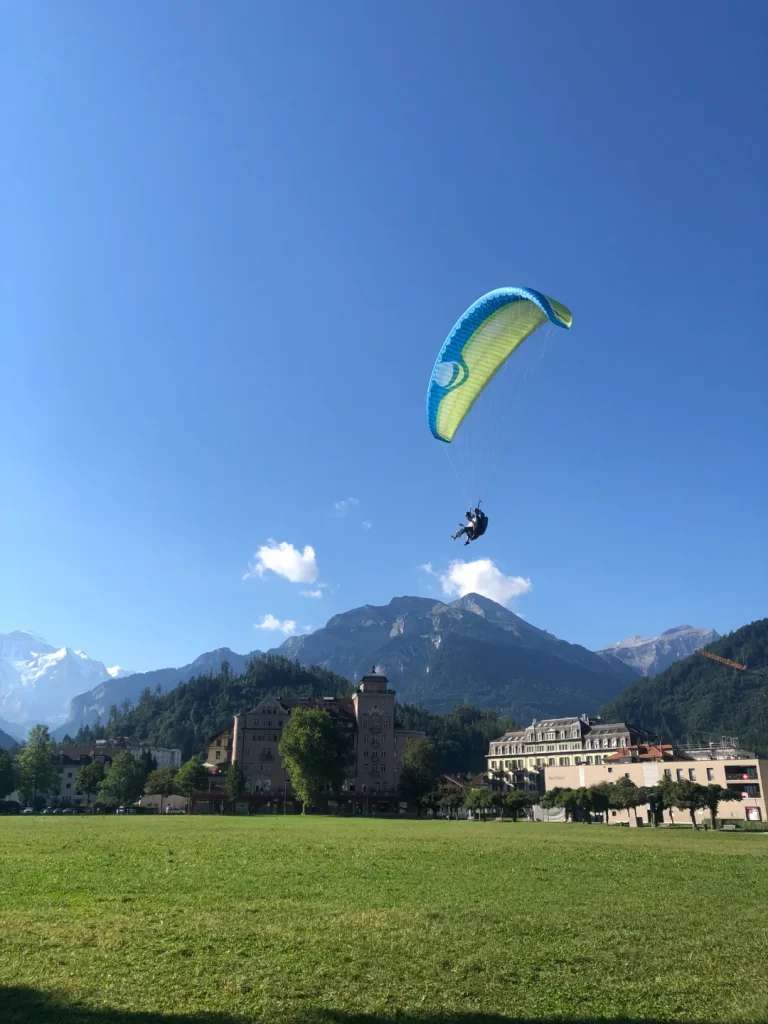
[0,631,127,732]
[598,625,719,678]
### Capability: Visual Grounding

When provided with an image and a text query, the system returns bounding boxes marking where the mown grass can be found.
[0,816,766,1024]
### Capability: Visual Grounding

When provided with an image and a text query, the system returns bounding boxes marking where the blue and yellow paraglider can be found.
[428,286,572,545]
[426,286,572,444]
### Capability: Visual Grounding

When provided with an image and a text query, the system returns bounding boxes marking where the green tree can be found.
[175,757,210,812]
[223,763,247,810]
[436,782,465,819]
[0,749,16,799]
[541,787,572,821]
[671,780,707,827]
[76,761,105,808]
[657,777,678,824]
[702,784,742,828]
[588,783,612,824]
[278,707,351,813]
[643,785,664,826]
[398,738,440,814]
[463,787,493,820]
[16,725,59,806]
[144,766,179,814]
[560,789,581,822]
[98,751,147,808]
[502,788,534,821]
[574,787,595,823]
[611,777,643,825]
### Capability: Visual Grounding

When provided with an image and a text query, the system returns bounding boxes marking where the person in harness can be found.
[451,505,489,545]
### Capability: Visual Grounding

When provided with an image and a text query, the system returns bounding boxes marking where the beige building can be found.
[206,672,423,801]
[544,753,767,825]
[487,716,649,777]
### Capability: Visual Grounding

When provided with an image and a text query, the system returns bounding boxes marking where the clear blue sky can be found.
[3,1,766,671]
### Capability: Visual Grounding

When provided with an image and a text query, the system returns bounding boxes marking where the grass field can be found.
[1,817,767,1024]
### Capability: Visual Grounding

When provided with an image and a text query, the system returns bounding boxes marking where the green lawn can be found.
[1,817,766,1024]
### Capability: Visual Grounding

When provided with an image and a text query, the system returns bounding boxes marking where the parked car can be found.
[21,807,34,815]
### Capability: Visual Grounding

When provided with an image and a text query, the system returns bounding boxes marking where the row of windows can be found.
[491,735,628,756]
[664,767,715,783]
[489,754,607,770]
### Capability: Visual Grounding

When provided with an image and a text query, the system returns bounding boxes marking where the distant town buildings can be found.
[203,672,423,809]
[487,716,767,825]
[55,740,181,807]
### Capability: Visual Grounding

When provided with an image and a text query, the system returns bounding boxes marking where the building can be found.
[487,716,651,779]
[488,716,767,825]
[53,741,181,807]
[205,672,423,806]
[544,752,768,825]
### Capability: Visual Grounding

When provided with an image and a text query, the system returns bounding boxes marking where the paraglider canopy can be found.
[426,286,572,443]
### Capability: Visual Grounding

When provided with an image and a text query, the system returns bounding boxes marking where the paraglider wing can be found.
[426,286,572,443]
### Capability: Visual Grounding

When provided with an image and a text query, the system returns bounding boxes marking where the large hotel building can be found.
[204,672,423,805]
[487,715,767,825]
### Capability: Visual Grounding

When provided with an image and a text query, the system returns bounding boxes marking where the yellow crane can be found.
[700,650,748,671]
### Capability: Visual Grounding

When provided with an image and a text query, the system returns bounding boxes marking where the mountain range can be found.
[272,594,637,719]
[3,598,721,740]
[598,625,719,677]
[0,631,127,737]
[53,648,256,740]
[602,618,768,754]
[0,725,17,750]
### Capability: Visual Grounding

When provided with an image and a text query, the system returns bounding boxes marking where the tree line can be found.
[539,776,741,827]
[0,724,215,812]
[63,656,516,776]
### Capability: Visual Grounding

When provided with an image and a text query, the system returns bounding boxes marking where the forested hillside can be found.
[602,619,768,754]
[67,656,350,759]
[67,654,516,774]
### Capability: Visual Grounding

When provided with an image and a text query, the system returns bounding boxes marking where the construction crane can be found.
[700,650,748,671]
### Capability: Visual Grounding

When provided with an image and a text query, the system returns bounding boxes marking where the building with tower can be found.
[204,671,423,807]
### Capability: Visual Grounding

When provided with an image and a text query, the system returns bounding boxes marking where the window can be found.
[676,769,684,781]
[725,765,758,781]
[688,768,696,781]
[548,758,555,766]
[728,783,761,798]
[607,767,613,774]
[559,757,569,766]
[663,769,671,780]
[706,768,714,782]
[215,751,221,761]
[586,756,592,765]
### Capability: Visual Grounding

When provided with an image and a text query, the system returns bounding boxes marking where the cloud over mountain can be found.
[427,558,532,606]
[243,540,319,584]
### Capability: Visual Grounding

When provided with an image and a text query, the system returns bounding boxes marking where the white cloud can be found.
[243,540,318,584]
[438,558,532,605]
[254,614,302,636]
[419,561,435,576]
[361,520,372,531]
[333,497,360,516]
[301,588,325,599]
[254,613,316,637]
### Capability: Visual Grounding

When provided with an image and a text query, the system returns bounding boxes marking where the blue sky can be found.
[3,1,766,671]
